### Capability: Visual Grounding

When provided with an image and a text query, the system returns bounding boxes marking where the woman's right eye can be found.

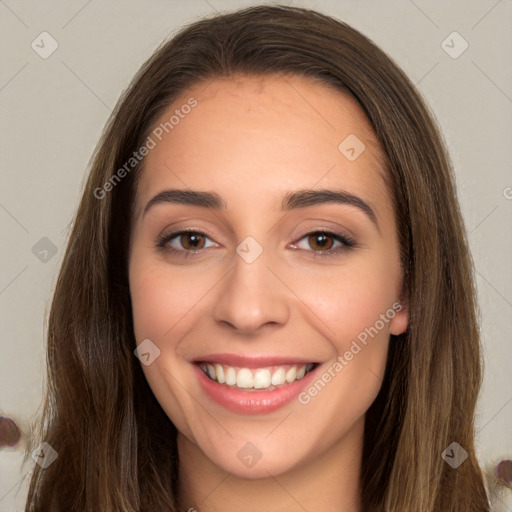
[156,230,217,257]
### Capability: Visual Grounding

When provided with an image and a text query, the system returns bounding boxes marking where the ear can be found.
[388,299,408,336]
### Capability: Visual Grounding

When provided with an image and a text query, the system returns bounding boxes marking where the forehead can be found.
[133,73,391,220]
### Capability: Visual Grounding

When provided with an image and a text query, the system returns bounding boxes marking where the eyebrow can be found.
[142,188,378,229]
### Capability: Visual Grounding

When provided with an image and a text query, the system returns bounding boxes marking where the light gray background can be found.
[1,0,511,509]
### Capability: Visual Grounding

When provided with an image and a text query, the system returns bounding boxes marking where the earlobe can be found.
[388,302,409,336]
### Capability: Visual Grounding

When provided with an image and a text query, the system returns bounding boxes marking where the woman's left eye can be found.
[156,229,356,258]
[291,231,356,258]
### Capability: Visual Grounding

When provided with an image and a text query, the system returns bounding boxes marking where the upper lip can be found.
[192,353,317,368]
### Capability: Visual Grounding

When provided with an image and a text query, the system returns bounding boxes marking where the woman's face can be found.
[128,74,408,478]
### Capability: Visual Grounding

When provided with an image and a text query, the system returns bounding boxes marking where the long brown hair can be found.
[25,5,490,511]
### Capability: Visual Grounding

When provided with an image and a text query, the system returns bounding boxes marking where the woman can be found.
[25,5,490,511]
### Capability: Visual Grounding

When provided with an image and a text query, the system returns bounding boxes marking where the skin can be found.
[128,74,408,512]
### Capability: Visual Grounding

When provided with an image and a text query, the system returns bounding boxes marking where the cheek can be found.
[129,260,207,344]
[285,255,399,420]
[129,259,210,437]
[293,267,395,439]
[130,268,168,343]
[290,258,400,350]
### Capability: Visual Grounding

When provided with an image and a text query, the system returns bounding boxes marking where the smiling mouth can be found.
[196,362,319,392]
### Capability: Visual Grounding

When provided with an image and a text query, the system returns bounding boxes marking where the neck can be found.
[177,417,364,512]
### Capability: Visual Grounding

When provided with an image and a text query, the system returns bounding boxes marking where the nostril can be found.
[0,416,22,448]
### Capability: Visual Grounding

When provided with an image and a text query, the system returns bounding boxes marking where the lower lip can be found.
[193,364,319,415]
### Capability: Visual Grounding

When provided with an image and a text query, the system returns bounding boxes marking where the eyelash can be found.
[156,229,357,259]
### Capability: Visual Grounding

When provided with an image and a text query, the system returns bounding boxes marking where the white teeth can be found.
[296,365,306,379]
[199,362,315,390]
[271,368,286,386]
[206,364,215,380]
[225,366,237,386]
[253,369,272,389]
[237,368,253,388]
[214,363,225,384]
[285,366,297,383]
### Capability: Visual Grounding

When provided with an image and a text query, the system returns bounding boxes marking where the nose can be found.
[212,245,290,334]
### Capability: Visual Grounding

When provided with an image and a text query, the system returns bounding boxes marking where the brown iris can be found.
[307,232,334,251]
[180,232,206,250]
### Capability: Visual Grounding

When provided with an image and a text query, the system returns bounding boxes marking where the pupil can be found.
[185,233,203,249]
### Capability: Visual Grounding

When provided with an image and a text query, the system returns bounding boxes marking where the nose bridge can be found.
[212,237,289,332]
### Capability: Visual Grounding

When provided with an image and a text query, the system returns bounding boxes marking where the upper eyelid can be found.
[166,228,219,246]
